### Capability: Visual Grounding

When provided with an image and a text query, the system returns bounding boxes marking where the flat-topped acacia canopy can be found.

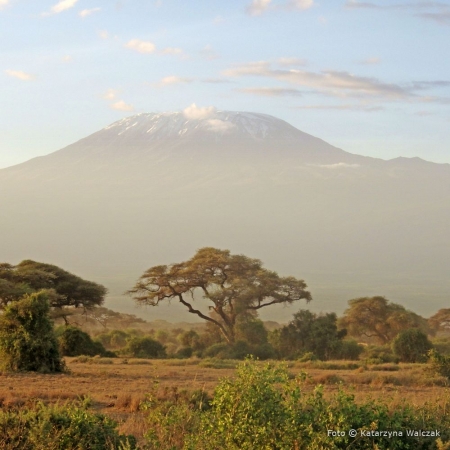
[127,247,311,344]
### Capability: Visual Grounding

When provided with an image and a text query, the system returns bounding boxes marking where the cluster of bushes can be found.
[142,360,450,449]
[0,400,136,449]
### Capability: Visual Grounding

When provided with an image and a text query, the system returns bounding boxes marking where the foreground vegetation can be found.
[1,360,450,449]
[2,255,450,448]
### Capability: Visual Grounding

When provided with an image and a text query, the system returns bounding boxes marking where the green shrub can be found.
[432,338,450,356]
[188,359,450,449]
[123,336,166,358]
[56,326,112,357]
[427,349,450,379]
[392,329,433,363]
[0,292,64,373]
[203,343,229,358]
[0,401,136,449]
[363,344,400,364]
[334,340,364,360]
[175,347,194,359]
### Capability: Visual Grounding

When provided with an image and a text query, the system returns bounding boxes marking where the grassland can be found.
[0,357,448,446]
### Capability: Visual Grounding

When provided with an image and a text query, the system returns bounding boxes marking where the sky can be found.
[1,0,450,169]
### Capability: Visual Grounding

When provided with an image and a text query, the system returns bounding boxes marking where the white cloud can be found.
[361,57,381,65]
[125,39,156,54]
[111,100,134,111]
[183,103,216,120]
[200,45,219,60]
[98,30,109,40]
[246,0,314,15]
[246,0,272,16]
[79,7,101,17]
[0,0,10,10]
[5,70,35,81]
[207,119,236,132]
[277,57,307,67]
[43,0,79,15]
[161,47,183,55]
[224,61,410,99]
[288,0,313,10]
[296,104,383,112]
[238,87,303,96]
[103,89,118,100]
[158,76,193,86]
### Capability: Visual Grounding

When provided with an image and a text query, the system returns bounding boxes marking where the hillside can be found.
[1,111,449,321]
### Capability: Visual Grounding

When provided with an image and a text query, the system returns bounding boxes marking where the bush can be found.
[362,344,399,364]
[57,326,112,357]
[0,292,64,373]
[175,347,193,359]
[427,349,450,379]
[187,360,450,449]
[0,401,136,449]
[392,329,433,363]
[334,340,364,360]
[124,336,166,358]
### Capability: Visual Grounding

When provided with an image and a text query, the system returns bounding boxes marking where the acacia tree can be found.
[128,247,311,344]
[339,296,430,344]
[0,260,107,323]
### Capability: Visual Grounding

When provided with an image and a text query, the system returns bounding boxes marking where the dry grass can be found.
[0,357,448,443]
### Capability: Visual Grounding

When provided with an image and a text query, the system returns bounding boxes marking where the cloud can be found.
[277,57,307,67]
[287,0,313,10]
[247,0,272,16]
[111,100,134,111]
[237,87,303,96]
[246,0,314,15]
[125,39,156,54]
[0,0,10,10]
[360,57,381,65]
[346,1,450,10]
[158,76,193,86]
[207,119,236,132]
[161,47,183,55]
[79,7,101,17]
[42,0,79,15]
[296,104,384,111]
[200,45,219,60]
[98,30,109,39]
[418,11,450,25]
[183,103,216,120]
[345,1,450,26]
[224,61,410,99]
[62,55,72,63]
[103,89,118,100]
[5,70,35,81]
[202,78,231,84]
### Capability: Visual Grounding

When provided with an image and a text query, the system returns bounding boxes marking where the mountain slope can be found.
[0,111,449,321]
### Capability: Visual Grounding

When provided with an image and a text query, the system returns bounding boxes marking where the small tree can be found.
[339,296,430,344]
[56,326,109,357]
[392,328,433,363]
[0,260,107,324]
[0,291,64,372]
[124,336,166,358]
[271,310,346,360]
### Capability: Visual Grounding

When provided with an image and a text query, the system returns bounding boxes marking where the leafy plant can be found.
[0,291,64,373]
[0,401,136,449]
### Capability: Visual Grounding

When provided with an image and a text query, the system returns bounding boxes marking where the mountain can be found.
[1,111,449,321]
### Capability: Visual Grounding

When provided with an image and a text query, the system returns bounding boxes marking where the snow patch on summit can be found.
[102,111,299,141]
